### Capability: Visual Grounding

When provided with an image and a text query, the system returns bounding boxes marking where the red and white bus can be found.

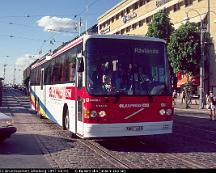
[29,34,173,138]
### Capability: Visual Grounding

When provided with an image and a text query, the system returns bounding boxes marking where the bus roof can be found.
[31,34,166,70]
[84,34,166,43]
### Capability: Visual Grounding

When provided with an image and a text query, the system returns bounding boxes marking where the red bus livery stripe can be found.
[52,37,83,58]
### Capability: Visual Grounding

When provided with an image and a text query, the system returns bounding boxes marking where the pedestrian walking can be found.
[211,96,216,120]
[207,91,214,120]
[172,89,177,105]
[181,90,186,104]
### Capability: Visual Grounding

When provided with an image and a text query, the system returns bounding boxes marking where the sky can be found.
[0,0,121,85]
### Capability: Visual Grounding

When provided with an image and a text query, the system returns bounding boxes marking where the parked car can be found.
[0,112,16,142]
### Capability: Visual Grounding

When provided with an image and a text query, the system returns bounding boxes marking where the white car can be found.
[0,112,16,142]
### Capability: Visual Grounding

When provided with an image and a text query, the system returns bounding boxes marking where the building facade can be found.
[97,0,216,94]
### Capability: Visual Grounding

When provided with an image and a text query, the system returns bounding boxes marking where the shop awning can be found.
[177,75,199,88]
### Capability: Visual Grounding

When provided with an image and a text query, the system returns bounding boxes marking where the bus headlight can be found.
[90,111,97,118]
[99,111,106,117]
[166,109,172,116]
[159,109,166,115]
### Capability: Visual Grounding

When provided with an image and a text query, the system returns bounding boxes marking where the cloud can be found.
[37,16,78,33]
[15,54,39,69]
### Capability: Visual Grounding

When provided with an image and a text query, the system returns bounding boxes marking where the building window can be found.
[126,26,131,33]
[121,29,125,34]
[139,0,144,7]
[184,0,193,7]
[116,13,120,20]
[111,17,114,23]
[173,3,180,12]
[126,7,130,14]
[120,11,124,17]
[132,23,137,30]
[133,2,139,10]
[166,6,172,14]
[139,19,145,27]
[146,16,152,24]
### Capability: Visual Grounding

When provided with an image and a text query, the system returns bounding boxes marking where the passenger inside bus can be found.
[110,64,128,94]
[102,62,113,93]
[134,66,150,95]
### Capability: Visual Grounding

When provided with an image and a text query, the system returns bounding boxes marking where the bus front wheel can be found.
[63,108,70,130]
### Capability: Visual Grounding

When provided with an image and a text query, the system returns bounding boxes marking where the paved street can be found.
[1,88,216,169]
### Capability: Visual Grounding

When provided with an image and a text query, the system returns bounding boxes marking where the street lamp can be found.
[185,9,204,109]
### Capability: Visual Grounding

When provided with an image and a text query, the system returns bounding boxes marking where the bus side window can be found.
[69,63,73,81]
[60,60,65,83]
[45,65,51,85]
[55,57,61,83]
[51,62,55,84]
[68,57,76,82]
[65,57,69,82]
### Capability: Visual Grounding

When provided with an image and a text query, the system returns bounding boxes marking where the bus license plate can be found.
[126,126,143,131]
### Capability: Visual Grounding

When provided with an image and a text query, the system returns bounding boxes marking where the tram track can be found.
[78,135,209,169]
[78,139,141,169]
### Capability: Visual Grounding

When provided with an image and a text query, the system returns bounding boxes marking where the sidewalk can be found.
[173,97,209,115]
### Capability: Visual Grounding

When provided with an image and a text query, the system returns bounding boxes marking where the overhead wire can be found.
[35,0,101,56]
[0,0,102,59]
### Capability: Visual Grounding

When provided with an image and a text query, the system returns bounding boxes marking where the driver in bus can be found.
[89,64,103,94]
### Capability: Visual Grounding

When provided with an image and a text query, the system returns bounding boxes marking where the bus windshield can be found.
[86,38,171,96]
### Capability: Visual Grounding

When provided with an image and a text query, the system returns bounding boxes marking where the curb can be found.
[174,107,209,114]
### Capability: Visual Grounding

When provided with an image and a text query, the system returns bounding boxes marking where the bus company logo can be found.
[49,87,73,100]
[119,103,149,108]
[134,48,159,54]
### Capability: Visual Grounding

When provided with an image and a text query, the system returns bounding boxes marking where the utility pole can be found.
[3,64,7,80]
[208,0,210,33]
[13,67,16,85]
[85,5,88,33]
[79,17,82,36]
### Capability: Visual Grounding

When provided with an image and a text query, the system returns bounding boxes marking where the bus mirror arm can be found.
[77,57,84,72]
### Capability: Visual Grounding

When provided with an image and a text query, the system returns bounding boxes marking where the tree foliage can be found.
[167,22,200,76]
[146,10,174,42]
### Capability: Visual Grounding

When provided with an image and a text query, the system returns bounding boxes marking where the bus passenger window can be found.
[69,63,73,82]
[60,61,65,83]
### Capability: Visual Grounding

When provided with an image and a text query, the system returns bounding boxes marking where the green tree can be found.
[146,10,174,42]
[167,22,200,108]
[167,22,200,76]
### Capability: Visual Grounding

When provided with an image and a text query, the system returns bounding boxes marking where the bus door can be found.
[40,68,46,115]
[75,56,84,136]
